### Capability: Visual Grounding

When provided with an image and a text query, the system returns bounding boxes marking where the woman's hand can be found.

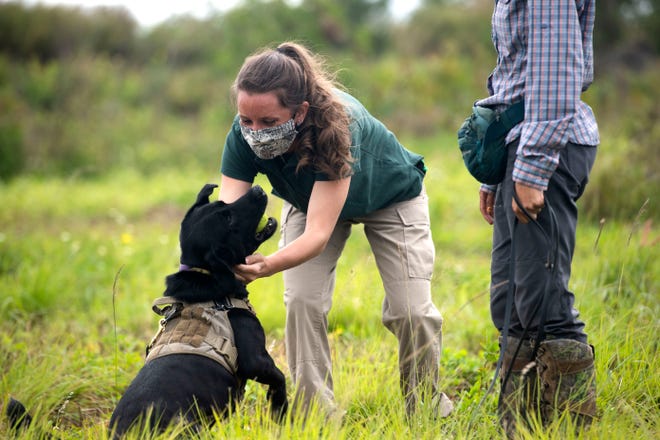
[233,178,351,283]
[234,253,270,284]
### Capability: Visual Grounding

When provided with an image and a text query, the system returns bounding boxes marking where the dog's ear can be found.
[194,184,219,207]
[181,183,221,229]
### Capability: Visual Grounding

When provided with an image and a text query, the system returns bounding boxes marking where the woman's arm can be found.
[234,177,351,283]
[219,174,253,202]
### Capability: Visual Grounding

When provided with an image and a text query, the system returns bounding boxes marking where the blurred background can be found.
[0,0,658,220]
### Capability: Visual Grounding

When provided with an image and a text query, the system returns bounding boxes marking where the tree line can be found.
[1,0,657,67]
[0,0,657,220]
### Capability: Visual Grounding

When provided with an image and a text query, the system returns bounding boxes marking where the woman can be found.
[219,41,452,420]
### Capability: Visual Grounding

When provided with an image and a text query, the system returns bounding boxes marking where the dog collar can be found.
[179,264,211,275]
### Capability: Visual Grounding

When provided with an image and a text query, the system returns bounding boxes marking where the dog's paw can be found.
[267,386,288,423]
[270,400,288,424]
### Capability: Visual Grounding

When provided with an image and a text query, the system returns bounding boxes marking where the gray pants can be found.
[490,141,597,343]
[280,188,444,414]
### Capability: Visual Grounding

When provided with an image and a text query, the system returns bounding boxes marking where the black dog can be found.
[108,183,286,437]
[6,184,287,438]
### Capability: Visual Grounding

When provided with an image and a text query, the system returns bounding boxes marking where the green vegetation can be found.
[0,0,658,438]
[1,139,658,439]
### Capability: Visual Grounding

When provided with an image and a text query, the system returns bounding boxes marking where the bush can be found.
[0,61,26,180]
[0,2,137,61]
[0,121,24,180]
[581,63,659,221]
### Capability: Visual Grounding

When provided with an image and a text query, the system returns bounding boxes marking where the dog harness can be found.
[145,296,255,375]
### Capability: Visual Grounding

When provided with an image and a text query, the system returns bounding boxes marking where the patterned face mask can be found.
[240,119,298,159]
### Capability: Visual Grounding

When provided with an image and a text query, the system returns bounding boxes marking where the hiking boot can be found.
[535,338,597,429]
[498,336,537,439]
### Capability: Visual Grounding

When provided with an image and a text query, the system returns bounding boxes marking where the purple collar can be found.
[179,264,211,275]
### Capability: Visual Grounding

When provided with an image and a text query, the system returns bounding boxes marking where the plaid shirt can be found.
[477,0,600,191]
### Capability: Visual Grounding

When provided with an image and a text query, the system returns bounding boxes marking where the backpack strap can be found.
[499,101,525,131]
[481,101,525,158]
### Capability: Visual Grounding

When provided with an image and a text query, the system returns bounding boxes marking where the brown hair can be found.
[232,41,353,179]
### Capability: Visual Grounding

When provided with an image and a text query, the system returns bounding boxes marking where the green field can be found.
[1,135,658,439]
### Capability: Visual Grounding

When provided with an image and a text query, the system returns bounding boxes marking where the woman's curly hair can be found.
[232,41,353,179]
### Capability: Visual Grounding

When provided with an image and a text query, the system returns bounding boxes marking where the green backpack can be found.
[457,101,524,185]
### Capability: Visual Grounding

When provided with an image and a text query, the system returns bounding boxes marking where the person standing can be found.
[476,0,599,436]
[218,41,453,420]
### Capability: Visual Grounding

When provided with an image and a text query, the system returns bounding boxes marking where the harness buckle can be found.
[213,296,234,311]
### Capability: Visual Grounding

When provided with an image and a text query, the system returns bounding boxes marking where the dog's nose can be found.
[251,185,266,198]
[250,185,268,200]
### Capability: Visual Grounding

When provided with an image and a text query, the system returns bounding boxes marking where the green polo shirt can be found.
[220,90,425,220]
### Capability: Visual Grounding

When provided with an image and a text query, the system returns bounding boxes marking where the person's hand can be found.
[233,253,270,284]
[512,182,545,224]
[479,189,495,225]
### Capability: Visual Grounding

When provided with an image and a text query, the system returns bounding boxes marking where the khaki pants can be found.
[281,188,446,415]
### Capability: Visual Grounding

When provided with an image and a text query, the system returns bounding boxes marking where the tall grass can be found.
[0,136,658,439]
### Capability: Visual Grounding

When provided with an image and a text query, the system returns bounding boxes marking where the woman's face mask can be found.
[240,119,298,159]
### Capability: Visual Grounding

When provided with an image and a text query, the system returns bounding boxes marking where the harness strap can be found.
[211,295,256,315]
[482,101,525,146]
[499,101,524,131]
[151,295,255,315]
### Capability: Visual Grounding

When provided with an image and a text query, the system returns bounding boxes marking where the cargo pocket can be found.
[396,201,435,280]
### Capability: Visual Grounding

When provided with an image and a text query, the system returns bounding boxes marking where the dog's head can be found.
[177,184,277,290]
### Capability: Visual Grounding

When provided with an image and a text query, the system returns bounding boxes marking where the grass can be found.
[0,134,658,439]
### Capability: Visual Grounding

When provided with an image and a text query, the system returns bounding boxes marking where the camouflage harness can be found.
[145,296,255,375]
